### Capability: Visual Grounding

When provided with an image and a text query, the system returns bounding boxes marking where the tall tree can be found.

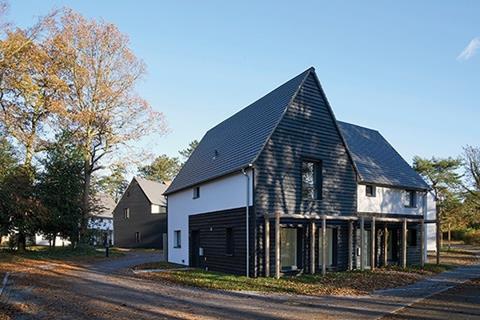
[179,139,199,163]
[462,146,480,206]
[0,9,63,166]
[0,165,44,251]
[96,163,128,202]
[37,133,84,246]
[0,134,17,236]
[138,154,180,183]
[51,10,167,240]
[413,156,462,262]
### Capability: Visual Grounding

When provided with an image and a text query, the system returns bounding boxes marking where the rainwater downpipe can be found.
[242,165,252,277]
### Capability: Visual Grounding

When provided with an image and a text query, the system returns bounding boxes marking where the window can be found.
[280,228,298,271]
[193,186,200,199]
[226,228,234,255]
[319,228,337,268]
[365,185,376,197]
[151,204,167,214]
[408,229,417,246]
[302,160,322,200]
[124,208,130,219]
[135,232,141,243]
[404,190,416,208]
[174,230,181,248]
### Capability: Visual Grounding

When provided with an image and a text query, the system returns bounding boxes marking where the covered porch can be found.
[261,213,431,278]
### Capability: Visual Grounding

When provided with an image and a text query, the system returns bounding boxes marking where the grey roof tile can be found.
[165,68,428,195]
[164,68,312,195]
[337,121,428,190]
[135,176,168,205]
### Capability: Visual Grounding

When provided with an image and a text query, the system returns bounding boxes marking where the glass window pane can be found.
[281,228,297,270]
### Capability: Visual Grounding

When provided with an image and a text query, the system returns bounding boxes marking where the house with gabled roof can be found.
[165,67,434,277]
[113,177,168,249]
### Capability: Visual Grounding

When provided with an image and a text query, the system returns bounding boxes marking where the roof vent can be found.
[213,149,219,160]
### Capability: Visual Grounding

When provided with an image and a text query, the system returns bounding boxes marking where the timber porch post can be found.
[310,221,316,274]
[371,217,376,271]
[275,213,280,279]
[348,220,353,271]
[321,215,327,276]
[420,219,425,268]
[383,225,388,267]
[264,215,270,277]
[402,218,407,269]
[360,216,365,271]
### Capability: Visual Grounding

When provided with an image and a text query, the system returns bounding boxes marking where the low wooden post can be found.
[275,213,280,279]
[371,217,376,271]
[322,215,327,276]
[264,216,270,277]
[420,219,425,268]
[402,218,407,269]
[383,225,388,267]
[360,216,365,271]
[348,220,353,271]
[310,221,316,274]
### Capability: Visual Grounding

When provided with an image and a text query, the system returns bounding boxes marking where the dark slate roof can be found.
[165,67,428,195]
[164,68,313,195]
[337,121,429,190]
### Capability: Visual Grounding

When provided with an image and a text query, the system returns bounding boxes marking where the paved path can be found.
[1,251,480,319]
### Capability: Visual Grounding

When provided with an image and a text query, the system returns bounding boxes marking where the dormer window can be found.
[193,186,200,199]
[404,190,417,208]
[365,185,376,197]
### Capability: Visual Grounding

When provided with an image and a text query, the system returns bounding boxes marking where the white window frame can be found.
[174,230,181,248]
[124,208,130,219]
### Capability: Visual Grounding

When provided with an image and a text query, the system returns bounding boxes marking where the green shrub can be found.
[462,229,480,245]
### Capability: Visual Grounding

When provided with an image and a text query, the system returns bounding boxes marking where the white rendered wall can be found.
[426,191,437,252]
[167,169,253,266]
[357,184,425,215]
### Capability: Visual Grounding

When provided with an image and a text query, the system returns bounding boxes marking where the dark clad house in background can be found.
[113,177,168,249]
[165,67,433,277]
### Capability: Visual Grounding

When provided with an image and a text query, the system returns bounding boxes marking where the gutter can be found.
[242,164,253,277]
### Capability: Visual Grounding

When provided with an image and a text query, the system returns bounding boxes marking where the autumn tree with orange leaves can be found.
[51,10,167,240]
[0,3,166,245]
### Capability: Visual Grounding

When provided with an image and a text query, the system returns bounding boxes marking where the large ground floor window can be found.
[319,228,336,268]
[280,227,298,271]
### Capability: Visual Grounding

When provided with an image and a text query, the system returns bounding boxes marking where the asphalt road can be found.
[1,251,480,320]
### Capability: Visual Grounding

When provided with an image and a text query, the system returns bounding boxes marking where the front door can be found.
[280,228,298,271]
[190,230,200,268]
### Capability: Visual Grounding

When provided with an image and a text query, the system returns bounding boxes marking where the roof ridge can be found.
[250,67,314,164]
[337,120,380,133]
[204,67,314,136]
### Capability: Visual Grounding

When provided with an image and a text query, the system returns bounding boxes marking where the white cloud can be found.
[457,37,480,61]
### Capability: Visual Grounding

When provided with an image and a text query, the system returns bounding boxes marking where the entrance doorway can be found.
[190,230,200,268]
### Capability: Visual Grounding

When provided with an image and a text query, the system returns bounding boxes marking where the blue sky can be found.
[8,1,480,165]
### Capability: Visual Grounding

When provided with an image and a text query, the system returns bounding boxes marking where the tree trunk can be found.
[436,205,441,265]
[17,232,26,252]
[52,234,56,247]
[448,223,451,249]
[80,159,92,243]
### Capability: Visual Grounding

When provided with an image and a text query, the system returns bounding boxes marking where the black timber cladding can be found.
[338,121,429,190]
[254,73,357,216]
[189,207,254,275]
[113,179,167,249]
[164,69,312,195]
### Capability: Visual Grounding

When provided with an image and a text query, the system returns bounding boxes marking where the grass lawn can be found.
[0,245,124,265]
[133,261,186,270]
[137,245,478,296]
[138,263,451,296]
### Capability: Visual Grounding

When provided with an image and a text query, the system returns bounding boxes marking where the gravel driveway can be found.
[1,251,479,320]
